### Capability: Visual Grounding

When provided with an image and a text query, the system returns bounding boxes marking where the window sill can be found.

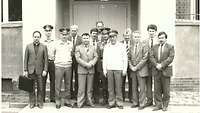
[175,20,200,26]
[1,21,23,28]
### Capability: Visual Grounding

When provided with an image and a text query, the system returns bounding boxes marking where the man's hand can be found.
[122,71,127,76]
[24,71,28,77]
[86,62,93,69]
[156,64,162,70]
[103,71,107,77]
[131,66,137,72]
[42,71,47,77]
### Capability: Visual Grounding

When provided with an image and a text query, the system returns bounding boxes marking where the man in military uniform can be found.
[95,27,110,105]
[42,24,55,103]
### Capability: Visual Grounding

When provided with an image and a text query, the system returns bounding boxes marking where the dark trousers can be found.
[122,69,132,102]
[55,66,72,105]
[93,62,108,103]
[42,60,55,102]
[131,71,146,107]
[71,57,78,99]
[28,71,43,106]
[146,67,153,104]
[154,71,170,108]
[107,70,123,106]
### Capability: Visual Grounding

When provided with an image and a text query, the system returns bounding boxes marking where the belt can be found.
[48,59,54,62]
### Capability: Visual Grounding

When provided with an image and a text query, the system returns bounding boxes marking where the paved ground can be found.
[1,91,200,113]
[18,103,200,113]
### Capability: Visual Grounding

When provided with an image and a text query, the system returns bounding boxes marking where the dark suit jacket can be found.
[24,43,48,75]
[150,43,175,77]
[129,41,149,77]
[75,44,98,74]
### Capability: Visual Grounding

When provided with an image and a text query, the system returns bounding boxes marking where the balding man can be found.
[70,25,82,99]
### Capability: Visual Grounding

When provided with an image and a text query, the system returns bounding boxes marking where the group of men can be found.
[24,21,175,112]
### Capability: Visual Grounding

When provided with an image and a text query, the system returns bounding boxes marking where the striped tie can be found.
[126,41,129,54]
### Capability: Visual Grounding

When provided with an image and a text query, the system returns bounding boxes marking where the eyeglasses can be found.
[45,30,51,32]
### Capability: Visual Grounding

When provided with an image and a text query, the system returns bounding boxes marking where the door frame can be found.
[69,0,131,30]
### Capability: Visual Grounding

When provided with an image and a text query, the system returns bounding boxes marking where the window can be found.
[176,0,200,21]
[1,0,22,22]
[8,0,22,21]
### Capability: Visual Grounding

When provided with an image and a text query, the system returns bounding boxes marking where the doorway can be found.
[71,1,130,39]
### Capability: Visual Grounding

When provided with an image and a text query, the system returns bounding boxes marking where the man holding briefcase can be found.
[24,31,48,109]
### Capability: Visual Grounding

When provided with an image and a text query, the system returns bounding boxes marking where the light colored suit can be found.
[75,44,98,107]
[129,40,148,107]
[150,43,175,108]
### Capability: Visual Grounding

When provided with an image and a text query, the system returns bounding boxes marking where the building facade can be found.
[1,0,200,91]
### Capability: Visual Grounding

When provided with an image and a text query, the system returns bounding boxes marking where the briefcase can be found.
[18,75,34,92]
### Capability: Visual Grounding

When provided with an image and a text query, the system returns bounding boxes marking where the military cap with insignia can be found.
[43,24,53,30]
[59,28,70,33]
[101,27,111,35]
[90,28,98,34]
[109,30,118,36]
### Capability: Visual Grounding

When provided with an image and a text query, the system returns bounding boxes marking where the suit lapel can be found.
[135,42,142,57]
[30,43,36,58]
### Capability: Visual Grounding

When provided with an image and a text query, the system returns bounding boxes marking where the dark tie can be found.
[151,38,153,48]
[134,43,138,55]
[73,37,75,46]
[159,44,163,62]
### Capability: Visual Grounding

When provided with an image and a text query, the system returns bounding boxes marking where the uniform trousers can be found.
[42,60,55,102]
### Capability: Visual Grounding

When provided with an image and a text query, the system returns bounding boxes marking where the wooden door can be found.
[72,2,128,39]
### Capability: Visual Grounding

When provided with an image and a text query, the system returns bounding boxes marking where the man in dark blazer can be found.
[121,28,132,103]
[24,31,48,109]
[129,31,148,110]
[70,25,82,99]
[150,31,175,111]
[75,33,98,108]
[145,24,158,107]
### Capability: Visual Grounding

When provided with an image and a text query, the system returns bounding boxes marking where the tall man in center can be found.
[103,30,128,109]
[75,33,98,108]
[70,25,82,99]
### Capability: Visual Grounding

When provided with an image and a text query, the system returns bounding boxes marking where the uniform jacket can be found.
[150,43,175,77]
[129,41,149,77]
[24,43,48,75]
[75,44,98,74]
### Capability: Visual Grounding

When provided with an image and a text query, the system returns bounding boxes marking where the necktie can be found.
[158,44,163,62]
[151,38,153,48]
[126,41,129,54]
[73,37,75,46]
[134,43,138,55]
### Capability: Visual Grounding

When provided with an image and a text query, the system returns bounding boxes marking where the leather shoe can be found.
[117,105,124,109]
[29,104,35,109]
[152,106,162,111]
[38,105,43,109]
[138,106,145,110]
[131,105,139,108]
[145,102,153,107]
[56,104,61,109]
[64,103,72,107]
[50,100,55,103]
[106,105,115,109]
[162,106,168,111]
